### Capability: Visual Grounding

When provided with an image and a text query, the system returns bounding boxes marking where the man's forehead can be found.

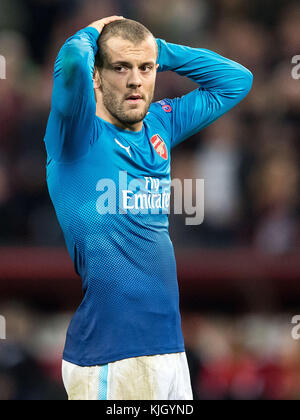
[105,36,157,63]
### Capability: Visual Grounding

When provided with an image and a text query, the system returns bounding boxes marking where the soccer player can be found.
[44,16,253,400]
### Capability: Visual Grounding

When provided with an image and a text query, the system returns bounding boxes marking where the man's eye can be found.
[141,65,152,72]
[114,66,126,72]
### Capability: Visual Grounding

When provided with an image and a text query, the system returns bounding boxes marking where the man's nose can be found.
[127,68,142,88]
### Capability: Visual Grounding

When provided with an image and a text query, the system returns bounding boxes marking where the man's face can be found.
[96,35,159,128]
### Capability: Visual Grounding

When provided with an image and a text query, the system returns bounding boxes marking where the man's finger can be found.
[102,16,125,25]
[88,16,125,33]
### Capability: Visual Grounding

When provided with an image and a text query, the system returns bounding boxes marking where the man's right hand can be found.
[87,16,125,35]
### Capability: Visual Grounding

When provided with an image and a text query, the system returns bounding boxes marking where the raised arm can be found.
[156,39,253,148]
[44,16,124,162]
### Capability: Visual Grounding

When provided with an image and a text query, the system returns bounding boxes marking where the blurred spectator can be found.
[193,116,243,247]
[0,301,68,399]
[181,312,300,400]
[247,134,300,253]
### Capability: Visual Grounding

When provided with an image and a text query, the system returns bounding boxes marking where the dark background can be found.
[0,0,300,400]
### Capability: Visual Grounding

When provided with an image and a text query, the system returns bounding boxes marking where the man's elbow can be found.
[245,69,253,92]
[230,67,253,101]
[54,39,90,85]
[220,63,253,100]
[61,48,87,85]
[235,66,253,98]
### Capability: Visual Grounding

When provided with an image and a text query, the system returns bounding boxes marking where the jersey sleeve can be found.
[44,27,100,162]
[156,39,253,148]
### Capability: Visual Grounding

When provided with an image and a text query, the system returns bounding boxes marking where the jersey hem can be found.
[62,346,186,367]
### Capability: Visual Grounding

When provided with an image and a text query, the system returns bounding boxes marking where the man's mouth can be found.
[125,94,143,104]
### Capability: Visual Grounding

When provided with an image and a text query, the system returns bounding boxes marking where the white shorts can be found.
[62,352,193,400]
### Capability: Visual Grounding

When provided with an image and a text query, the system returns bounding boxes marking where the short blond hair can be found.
[95,19,157,70]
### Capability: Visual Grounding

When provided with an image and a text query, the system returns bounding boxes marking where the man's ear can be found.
[156,63,159,71]
[93,67,101,89]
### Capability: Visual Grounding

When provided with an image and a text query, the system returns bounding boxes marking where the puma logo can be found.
[114,138,132,158]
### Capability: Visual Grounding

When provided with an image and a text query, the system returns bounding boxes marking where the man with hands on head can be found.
[44,15,252,400]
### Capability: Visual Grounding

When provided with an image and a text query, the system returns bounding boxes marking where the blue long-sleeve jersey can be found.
[44,27,252,366]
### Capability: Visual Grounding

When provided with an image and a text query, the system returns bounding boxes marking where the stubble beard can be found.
[100,84,154,127]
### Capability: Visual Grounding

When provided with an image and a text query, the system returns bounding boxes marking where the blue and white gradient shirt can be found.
[44,27,253,366]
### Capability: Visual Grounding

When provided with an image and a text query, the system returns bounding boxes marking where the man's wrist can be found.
[87,23,103,35]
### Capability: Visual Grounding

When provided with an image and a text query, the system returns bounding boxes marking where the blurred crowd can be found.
[1,300,300,400]
[0,0,299,252]
[1,0,300,401]
[184,311,300,400]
